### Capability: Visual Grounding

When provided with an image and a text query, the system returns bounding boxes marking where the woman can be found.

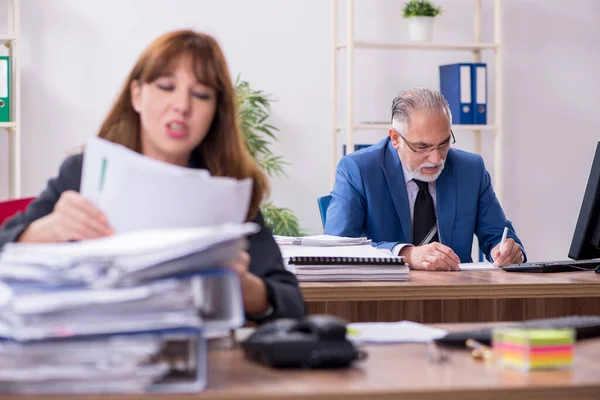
[0,30,306,322]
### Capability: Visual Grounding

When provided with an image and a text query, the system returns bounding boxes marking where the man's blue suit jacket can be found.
[324,137,526,263]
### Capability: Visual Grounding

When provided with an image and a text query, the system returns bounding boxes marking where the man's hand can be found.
[400,243,460,271]
[491,239,523,267]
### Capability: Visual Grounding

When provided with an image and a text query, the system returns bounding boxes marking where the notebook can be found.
[288,256,404,266]
[281,245,408,282]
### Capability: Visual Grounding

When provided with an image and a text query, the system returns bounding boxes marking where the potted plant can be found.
[235,76,306,237]
[402,0,443,42]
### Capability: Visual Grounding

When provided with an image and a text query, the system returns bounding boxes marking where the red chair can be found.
[0,197,35,227]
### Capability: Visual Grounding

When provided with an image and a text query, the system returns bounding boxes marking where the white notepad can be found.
[459,262,498,271]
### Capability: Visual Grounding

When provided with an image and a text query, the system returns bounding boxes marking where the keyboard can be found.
[502,258,600,273]
[434,315,600,348]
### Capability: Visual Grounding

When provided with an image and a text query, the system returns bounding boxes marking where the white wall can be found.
[0,0,598,262]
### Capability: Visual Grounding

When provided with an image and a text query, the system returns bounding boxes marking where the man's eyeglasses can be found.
[397,130,456,154]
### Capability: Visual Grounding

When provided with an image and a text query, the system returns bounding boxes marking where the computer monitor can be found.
[568,141,600,260]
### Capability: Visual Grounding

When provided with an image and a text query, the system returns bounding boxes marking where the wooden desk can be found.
[2,325,600,399]
[301,270,600,323]
[199,336,600,400]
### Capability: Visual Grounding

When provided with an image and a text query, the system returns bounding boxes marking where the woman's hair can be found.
[97,30,269,221]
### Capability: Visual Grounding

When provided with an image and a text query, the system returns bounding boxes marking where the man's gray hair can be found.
[391,88,452,135]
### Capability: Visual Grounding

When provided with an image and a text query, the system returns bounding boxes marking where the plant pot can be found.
[407,16,434,42]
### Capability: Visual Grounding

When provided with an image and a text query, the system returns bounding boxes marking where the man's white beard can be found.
[410,160,445,182]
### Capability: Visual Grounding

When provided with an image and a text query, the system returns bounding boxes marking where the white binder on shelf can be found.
[472,63,487,125]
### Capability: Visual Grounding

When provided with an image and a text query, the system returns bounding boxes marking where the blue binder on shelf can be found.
[439,63,474,124]
[471,63,487,125]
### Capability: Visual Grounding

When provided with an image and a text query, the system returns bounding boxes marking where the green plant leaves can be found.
[235,76,305,237]
[236,77,290,178]
[402,0,443,18]
[261,202,307,237]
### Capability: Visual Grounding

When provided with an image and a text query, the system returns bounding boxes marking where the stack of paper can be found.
[274,234,371,247]
[0,136,263,394]
[0,328,207,394]
[0,223,255,394]
[0,277,201,340]
[0,222,258,287]
[280,245,409,282]
[80,137,253,233]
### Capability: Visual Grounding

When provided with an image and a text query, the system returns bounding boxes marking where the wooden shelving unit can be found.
[3,0,20,199]
[331,0,504,200]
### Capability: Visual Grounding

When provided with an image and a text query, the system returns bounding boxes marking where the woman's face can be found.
[131,55,217,166]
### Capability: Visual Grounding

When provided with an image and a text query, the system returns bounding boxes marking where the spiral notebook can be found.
[281,245,409,282]
[288,256,405,266]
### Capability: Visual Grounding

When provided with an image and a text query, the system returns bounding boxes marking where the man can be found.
[324,88,525,271]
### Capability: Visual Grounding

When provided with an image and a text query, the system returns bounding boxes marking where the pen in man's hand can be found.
[499,226,509,253]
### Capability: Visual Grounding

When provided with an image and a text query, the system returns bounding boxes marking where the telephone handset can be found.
[241,314,366,369]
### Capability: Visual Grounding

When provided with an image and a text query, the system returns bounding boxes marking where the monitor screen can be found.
[568,141,600,260]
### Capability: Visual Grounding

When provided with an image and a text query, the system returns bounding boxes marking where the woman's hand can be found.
[19,190,113,243]
[227,250,251,278]
[227,250,271,316]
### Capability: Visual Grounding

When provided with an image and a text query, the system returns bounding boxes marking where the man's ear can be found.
[130,80,141,112]
[388,128,400,148]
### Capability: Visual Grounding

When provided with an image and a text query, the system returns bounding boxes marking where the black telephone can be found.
[241,314,366,369]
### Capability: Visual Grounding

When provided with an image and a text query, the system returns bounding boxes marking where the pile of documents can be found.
[0,223,255,394]
[275,234,370,247]
[0,135,263,394]
[280,243,409,282]
[0,223,258,287]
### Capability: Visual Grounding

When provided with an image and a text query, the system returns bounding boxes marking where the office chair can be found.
[317,195,332,228]
[0,197,35,227]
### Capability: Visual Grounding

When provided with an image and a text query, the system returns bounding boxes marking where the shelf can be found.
[0,36,16,44]
[337,40,498,51]
[0,122,16,129]
[4,0,20,198]
[331,0,504,204]
[337,124,497,132]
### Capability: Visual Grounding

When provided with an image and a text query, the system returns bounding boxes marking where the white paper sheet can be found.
[459,262,498,271]
[80,137,253,233]
[275,234,370,246]
[280,244,397,259]
[347,321,447,344]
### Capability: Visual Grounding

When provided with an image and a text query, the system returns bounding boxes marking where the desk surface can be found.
[1,325,599,400]
[200,338,600,400]
[300,270,600,301]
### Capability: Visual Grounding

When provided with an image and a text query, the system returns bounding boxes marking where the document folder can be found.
[0,328,207,394]
[439,63,473,124]
[472,63,487,124]
[0,56,10,122]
